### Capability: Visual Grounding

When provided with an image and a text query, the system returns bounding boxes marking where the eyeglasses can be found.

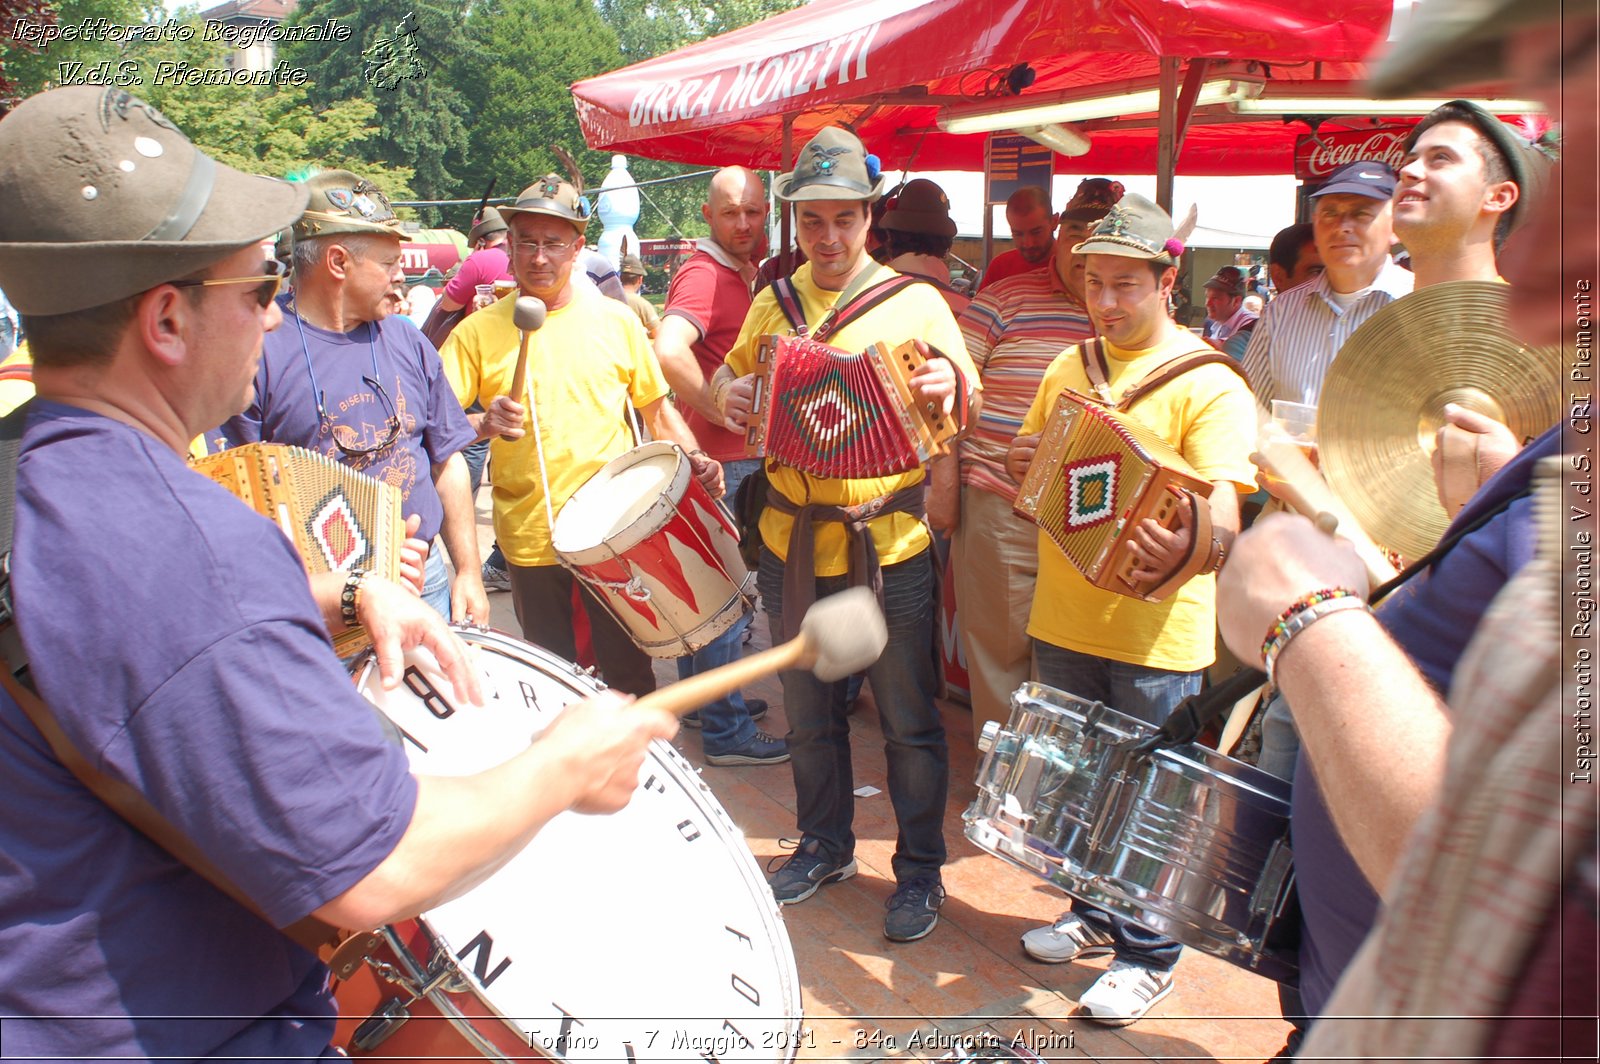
[169,259,287,308]
[512,239,576,258]
[292,312,403,459]
[324,182,396,223]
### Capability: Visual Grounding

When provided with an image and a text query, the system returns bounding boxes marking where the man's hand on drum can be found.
[908,344,957,419]
[538,691,679,814]
[397,514,428,596]
[1216,512,1370,670]
[1126,487,1196,583]
[719,374,757,434]
[1006,433,1040,484]
[479,395,525,442]
[358,576,485,707]
[687,449,725,499]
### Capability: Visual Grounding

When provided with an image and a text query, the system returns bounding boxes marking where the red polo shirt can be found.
[663,247,752,462]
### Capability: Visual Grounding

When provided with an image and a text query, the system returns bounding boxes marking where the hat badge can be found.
[1105,205,1131,236]
[809,144,848,174]
[541,178,561,199]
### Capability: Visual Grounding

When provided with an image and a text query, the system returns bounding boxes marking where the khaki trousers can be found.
[951,485,1038,745]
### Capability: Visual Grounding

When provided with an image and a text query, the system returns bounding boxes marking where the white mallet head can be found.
[799,587,887,681]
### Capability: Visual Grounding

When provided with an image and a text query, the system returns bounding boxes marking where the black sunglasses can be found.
[169,259,287,308]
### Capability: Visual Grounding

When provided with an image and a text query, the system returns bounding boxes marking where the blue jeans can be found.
[422,542,450,620]
[1033,639,1201,971]
[677,458,762,755]
[759,546,947,884]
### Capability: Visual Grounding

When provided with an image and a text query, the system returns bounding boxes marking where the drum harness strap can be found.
[762,265,966,640]
[0,401,340,954]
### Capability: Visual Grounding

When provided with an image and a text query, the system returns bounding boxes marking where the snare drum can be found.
[553,442,755,658]
[964,682,1157,895]
[1077,742,1298,984]
[334,628,802,1059]
[964,682,1298,984]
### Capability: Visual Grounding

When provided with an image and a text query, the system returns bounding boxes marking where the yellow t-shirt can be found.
[725,264,976,576]
[1020,331,1259,670]
[0,344,32,418]
[441,284,669,566]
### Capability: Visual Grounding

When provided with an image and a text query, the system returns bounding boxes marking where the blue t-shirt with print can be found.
[219,312,475,542]
[0,402,418,1060]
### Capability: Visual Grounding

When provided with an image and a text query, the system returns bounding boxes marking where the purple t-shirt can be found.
[218,312,475,542]
[1293,423,1559,1018]
[443,246,513,308]
[0,402,417,1059]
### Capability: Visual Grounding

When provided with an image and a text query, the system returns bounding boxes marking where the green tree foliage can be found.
[278,0,473,207]
[2,0,149,107]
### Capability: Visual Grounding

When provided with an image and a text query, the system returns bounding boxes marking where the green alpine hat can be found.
[499,174,591,234]
[292,169,403,242]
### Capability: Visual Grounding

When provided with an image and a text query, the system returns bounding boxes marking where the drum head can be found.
[351,629,802,1060]
[553,442,684,556]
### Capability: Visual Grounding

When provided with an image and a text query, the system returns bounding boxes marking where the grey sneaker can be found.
[768,842,857,904]
[1021,911,1116,963]
[883,873,945,942]
[481,563,512,592]
[682,698,767,729]
[704,730,789,766]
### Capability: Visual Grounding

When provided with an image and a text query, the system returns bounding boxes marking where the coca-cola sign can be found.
[1294,126,1415,180]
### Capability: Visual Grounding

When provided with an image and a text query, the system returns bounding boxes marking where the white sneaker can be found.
[1020,911,1116,963]
[1078,959,1174,1026]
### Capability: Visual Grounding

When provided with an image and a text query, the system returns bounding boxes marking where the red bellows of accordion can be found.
[744,334,956,478]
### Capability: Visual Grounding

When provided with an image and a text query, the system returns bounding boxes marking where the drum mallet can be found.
[632,587,887,719]
[509,296,547,405]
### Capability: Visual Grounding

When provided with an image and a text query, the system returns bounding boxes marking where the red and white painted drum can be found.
[552,442,755,658]
[333,628,802,1060]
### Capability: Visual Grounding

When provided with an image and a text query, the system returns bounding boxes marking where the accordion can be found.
[192,443,404,652]
[743,334,956,478]
[1014,391,1213,601]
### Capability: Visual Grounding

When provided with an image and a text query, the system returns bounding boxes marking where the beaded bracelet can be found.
[1262,595,1371,684]
[1259,587,1359,658]
[340,568,369,629]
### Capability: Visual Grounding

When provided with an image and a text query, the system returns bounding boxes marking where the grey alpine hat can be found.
[774,126,888,203]
[0,86,307,316]
[1072,194,1183,264]
[468,206,509,244]
[1405,100,1554,238]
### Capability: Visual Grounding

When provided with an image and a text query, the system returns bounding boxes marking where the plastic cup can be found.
[493,280,518,299]
[474,283,497,303]
[1270,400,1317,444]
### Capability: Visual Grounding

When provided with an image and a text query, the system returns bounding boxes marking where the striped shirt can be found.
[1240,259,1414,406]
[956,265,1093,500]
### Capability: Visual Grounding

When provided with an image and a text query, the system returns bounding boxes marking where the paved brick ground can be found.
[474,490,1290,1064]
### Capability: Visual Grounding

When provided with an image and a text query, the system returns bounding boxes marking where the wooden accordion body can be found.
[744,334,956,478]
[1014,391,1212,600]
[192,443,404,653]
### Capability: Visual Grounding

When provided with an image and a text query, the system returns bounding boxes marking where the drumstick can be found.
[1252,439,1397,586]
[509,296,547,406]
[632,588,887,719]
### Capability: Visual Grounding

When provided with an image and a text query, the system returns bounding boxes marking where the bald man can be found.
[653,167,787,767]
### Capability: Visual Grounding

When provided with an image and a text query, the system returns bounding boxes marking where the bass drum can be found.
[334,628,803,1061]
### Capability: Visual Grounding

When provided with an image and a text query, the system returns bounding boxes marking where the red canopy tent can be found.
[571,0,1438,178]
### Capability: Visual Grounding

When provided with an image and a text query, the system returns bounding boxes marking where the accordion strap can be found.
[766,482,926,642]
[1080,336,1250,411]
[772,264,923,343]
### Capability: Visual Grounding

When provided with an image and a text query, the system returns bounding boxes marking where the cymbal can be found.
[1318,280,1561,560]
